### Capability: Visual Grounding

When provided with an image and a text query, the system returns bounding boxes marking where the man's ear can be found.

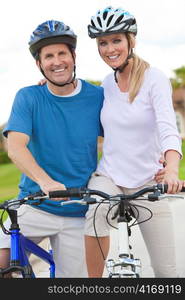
[71,50,76,63]
[36,59,41,69]
[73,51,76,60]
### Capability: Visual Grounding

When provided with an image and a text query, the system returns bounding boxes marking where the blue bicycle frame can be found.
[10,229,55,278]
[1,207,55,278]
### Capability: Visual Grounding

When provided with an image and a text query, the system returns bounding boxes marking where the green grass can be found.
[179,139,185,180]
[0,163,21,201]
[0,163,21,221]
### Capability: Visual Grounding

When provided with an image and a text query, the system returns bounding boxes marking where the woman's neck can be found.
[116,60,133,92]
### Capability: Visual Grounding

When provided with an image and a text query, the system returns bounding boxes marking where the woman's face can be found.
[97,33,132,69]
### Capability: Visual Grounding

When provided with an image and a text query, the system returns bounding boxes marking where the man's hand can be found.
[39,180,68,201]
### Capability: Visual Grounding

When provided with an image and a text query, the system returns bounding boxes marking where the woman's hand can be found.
[162,150,183,193]
[154,153,166,183]
[154,152,184,192]
[154,168,165,183]
[38,78,47,86]
[162,167,184,194]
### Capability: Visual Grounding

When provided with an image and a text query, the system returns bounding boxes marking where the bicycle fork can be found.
[9,209,34,278]
[106,219,141,278]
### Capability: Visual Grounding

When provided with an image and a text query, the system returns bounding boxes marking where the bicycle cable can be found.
[105,200,153,229]
[92,198,110,261]
[128,204,153,227]
[92,198,154,262]
[0,210,10,235]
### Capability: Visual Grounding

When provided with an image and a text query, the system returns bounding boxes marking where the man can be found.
[0,20,104,277]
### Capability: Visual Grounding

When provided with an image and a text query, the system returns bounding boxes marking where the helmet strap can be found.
[39,65,76,88]
[114,49,134,83]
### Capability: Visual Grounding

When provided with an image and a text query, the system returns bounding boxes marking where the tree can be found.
[0,126,4,150]
[86,79,102,86]
[170,66,185,89]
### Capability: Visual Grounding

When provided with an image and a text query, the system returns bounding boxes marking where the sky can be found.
[0,0,185,125]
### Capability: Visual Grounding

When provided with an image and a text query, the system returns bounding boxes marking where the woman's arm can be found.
[150,69,183,193]
[163,149,183,193]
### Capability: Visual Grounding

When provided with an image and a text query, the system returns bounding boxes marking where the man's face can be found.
[37,43,75,87]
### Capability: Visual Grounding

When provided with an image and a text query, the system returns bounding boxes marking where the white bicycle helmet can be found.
[88,6,137,38]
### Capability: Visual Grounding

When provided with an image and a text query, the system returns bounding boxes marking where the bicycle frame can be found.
[1,208,55,278]
[11,232,55,278]
[106,201,141,278]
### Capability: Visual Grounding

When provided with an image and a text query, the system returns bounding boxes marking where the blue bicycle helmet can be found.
[29,20,77,59]
[88,6,137,38]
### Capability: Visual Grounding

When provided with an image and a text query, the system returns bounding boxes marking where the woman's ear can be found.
[130,34,136,49]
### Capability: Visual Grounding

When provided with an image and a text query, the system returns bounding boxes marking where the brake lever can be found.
[84,196,97,204]
[148,191,161,201]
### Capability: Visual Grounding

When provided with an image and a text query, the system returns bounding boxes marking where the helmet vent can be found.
[132,19,136,25]
[97,16,102,27]
[103,11,108,20]
[107,15,114,27]
[54,23,59,30]
[115,15,124,24]
[91,20,95,27]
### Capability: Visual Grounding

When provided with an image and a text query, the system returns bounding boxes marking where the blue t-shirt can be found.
[3,80,104,217]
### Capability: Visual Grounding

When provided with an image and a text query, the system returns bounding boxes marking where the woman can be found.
[85,6,183,278]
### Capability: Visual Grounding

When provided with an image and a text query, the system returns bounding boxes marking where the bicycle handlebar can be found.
[0,184,184,210]
[48,188,109,199]
[48,184,185,199]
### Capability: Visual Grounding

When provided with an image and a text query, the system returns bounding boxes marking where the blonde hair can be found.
[127,34,150,102]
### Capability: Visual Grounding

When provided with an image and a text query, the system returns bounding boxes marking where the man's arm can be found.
[7,131,66,196]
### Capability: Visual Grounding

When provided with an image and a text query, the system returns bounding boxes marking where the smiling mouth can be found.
[53,68,66,73]
[107,55,119,60]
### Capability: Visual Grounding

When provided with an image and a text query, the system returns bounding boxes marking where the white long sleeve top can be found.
[97,67,182,188]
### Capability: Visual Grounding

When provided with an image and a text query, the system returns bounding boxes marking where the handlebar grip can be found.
[49,188,84,198]
[163,184,185,193]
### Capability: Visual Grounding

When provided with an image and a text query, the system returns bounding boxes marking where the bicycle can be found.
[0,193,55,278]
[47,183,185,278]
[0,184,184,278]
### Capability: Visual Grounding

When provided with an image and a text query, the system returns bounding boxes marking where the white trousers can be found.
[85,173,177,278]
[0,205,88,278]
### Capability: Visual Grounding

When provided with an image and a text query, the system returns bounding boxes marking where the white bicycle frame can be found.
[106,210,141,278]
[61,190,185,278]
[106,193,185,278]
